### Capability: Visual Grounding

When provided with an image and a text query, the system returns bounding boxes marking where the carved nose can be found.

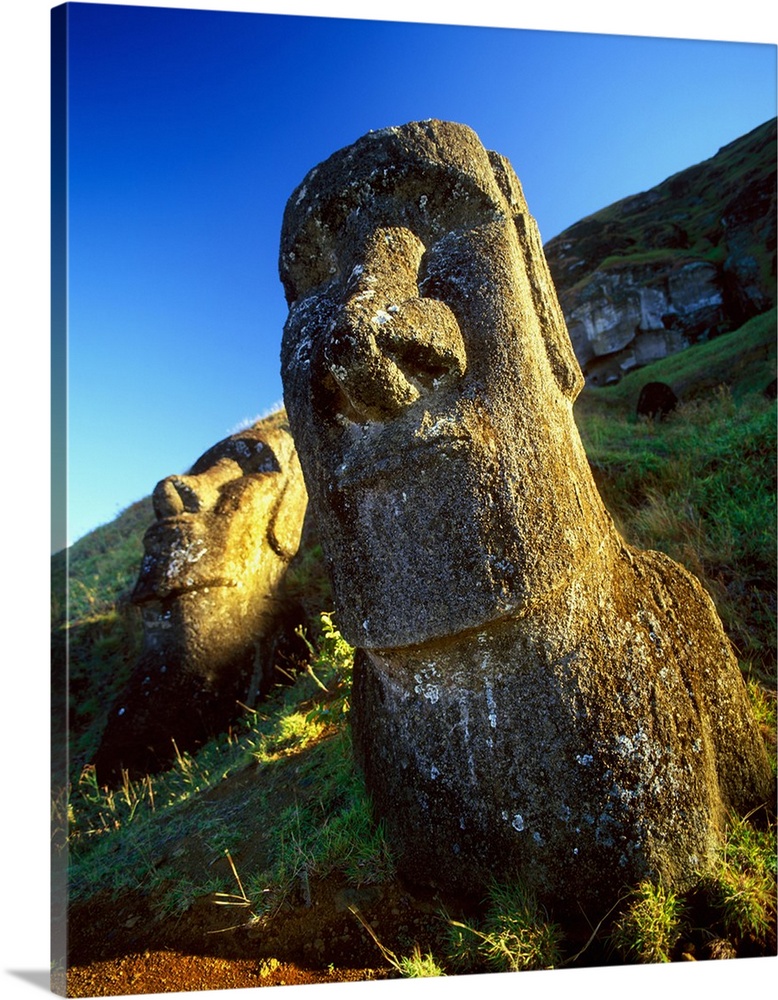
[153,476,202,518]
[325,296,467,422]
[326,303,420,421]
[322,226,467,422]
[152,459,242,519]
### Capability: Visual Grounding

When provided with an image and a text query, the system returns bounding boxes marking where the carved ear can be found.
[266,449,308,561]
[488,150,584,401]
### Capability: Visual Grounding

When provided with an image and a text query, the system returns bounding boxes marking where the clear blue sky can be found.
[59,1,776,550]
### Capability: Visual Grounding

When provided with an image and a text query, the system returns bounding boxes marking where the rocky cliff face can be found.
[545,118,776,385]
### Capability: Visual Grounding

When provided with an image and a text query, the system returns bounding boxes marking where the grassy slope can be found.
[52,498,152,776]
[546,117,777,300]
[57,321,777,975]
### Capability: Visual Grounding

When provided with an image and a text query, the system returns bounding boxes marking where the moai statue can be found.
[279,120,773,914]
[94,420,308,782]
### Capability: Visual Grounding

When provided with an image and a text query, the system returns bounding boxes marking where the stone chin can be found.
[314,464,535,651]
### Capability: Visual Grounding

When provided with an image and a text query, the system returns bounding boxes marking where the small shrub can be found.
[609,880,685,963]
[714,867,775,943]
[398,946,445,978]
[349,907,444,978]
[705,815,776,944]
[447,880,563,972]
[445,919,482,971]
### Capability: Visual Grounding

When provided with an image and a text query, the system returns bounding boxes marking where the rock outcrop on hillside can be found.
[545,117,776,385]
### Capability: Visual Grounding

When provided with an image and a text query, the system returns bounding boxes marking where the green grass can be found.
[52,496,154,625]
[608,881,686,963]
[348,907,446,978]
[704,815,777,945]
[66,614,395,919]
[446,880,564,972]
[575,313,777,680]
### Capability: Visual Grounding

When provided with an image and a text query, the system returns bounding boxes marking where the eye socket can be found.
[417,270,445,301]
[282,214,342,301]
[417,231,474,304]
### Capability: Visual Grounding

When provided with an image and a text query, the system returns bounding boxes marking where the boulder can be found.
[636,381,678,420]
[279,120,773,913]
[94,420,308,783]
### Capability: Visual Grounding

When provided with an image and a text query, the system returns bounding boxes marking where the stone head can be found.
[131,420,307,679]
[280,120,611,649]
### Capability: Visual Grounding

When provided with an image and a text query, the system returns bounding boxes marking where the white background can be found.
[1,2,775,999]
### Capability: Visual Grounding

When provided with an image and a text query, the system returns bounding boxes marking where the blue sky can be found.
[57,2,776,550]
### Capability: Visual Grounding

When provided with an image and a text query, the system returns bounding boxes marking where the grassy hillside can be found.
[546,117,776,303]
[52,498,152,778]
[55,321,776,992]
[575,308,776,683]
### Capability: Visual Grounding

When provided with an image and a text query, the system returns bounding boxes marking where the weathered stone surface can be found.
[352,538,771,911]
[563,260,723,381]
[279,120,773,912]
[94,419,308,782]
[281,119,599,649]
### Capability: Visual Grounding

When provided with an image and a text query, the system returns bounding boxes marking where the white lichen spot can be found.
[419,194,428,209]
[291,331,312,368]
[533,831,543,845]
[512,814,525,832]
[421,415,459,439]
[413,667,440,704]
[166,539,208,581]
[430,765,440,780]
[575,753,594,766]
[485,683,497,729]
[372,310,393,326]
[294,184,307,206]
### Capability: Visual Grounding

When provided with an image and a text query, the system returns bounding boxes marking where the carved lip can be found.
[133,572,238,605]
